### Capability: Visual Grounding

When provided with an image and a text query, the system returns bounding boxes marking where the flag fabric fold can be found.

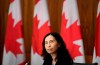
[31,0,51,65]
[60,0,85,63]
[93,0,100,65]
[2,0,26,65]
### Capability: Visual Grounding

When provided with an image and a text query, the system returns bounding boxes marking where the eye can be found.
[45,41,48,44]
[49,40,54,43]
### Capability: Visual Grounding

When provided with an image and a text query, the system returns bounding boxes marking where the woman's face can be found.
[44,35,60,54]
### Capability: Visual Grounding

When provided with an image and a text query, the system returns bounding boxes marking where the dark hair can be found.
[42,32,73,65]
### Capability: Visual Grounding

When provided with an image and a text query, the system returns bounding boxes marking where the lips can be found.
[47,48,53,51]
[47,48,52,50]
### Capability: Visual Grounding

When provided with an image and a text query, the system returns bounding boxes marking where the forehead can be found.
[45,35,55,41]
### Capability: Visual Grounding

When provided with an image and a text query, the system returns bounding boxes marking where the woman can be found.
[42,32,73,65]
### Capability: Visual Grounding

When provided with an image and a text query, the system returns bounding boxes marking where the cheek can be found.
[44,45,48,52]
[54,43,59,47]
[44,45,47,49]
[53,44,59,50]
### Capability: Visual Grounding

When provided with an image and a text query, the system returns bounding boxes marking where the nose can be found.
[47,43,51,47]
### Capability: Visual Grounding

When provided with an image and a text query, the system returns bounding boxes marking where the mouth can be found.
[47,48,52,51]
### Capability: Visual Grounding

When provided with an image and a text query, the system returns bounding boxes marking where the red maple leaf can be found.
[60,13,82,59]
[32,15,50,55]
[95,13,100,57]
[10,0,14,3]
[5,13,23,57]
[35,0,40,5]
[63,0,65,2]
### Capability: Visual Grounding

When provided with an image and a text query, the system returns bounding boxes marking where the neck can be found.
[50,53,57,65]
[50,53,57,61]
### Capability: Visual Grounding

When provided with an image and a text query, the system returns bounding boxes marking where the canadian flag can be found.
[60,0,85,63]
[2,0,26,65]
[92,0,100,65]
[31,0,51,65]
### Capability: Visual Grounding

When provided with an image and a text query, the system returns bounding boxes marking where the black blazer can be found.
[43,59,73,65]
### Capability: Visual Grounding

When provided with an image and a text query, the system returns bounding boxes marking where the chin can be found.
[47,51,56,54]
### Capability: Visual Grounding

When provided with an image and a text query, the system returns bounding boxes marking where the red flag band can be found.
[2,0,26,65]
[93,0,100,65]
[60,0,85,63]
[31,0,51,65]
